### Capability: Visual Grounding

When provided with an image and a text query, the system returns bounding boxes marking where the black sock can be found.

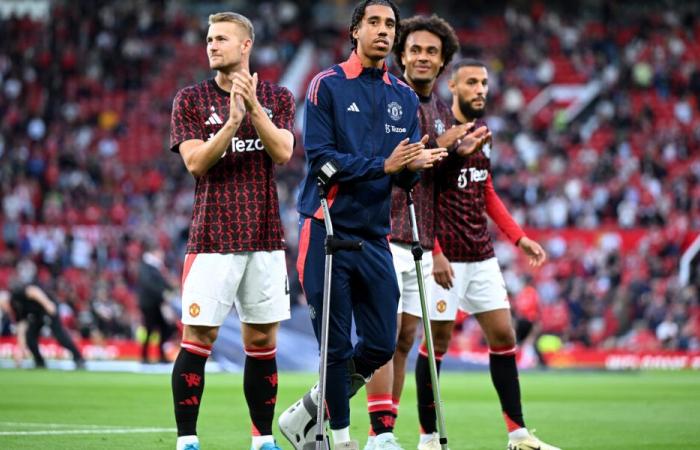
[369,410,395,435]
[489,350,525,430]
[172,341,210,436]
[415,351,442,434]
[367,393,395,435]
[244,348,278,436]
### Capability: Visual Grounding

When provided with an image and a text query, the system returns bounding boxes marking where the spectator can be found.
[137,246,174,364]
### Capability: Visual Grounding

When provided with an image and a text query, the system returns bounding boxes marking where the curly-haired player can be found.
[361,13,475,450]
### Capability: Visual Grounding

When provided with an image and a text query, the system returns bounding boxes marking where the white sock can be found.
[508,427,529,440]
[419,433,435,444]
[331,427,351,443]
[176,435,198,450]
[366,435,375,444]
[251,435,274,449]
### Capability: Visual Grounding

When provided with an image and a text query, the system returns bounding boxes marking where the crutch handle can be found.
[405,188,415,204]
[325,236,363,253]
[317,159,340,199]
[410,242,424,260]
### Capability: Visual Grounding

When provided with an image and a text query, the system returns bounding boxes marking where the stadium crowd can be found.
[1,0,699,353]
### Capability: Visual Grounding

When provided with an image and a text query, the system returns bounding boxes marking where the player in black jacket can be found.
[1,280,84,369]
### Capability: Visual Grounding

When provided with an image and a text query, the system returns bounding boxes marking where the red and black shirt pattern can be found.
[435,119,495,262]
[170,78,295,253]
[390,92,453,249]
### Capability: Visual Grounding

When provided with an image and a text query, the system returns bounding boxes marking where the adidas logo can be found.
[347,102,360,112]
[179,395,200,406]
[205,112,224,125]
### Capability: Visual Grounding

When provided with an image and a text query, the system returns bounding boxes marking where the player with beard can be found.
[433,59,561,450]
[361,15,488,450]
[169,11,295,450]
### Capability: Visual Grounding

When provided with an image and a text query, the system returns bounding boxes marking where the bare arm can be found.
[432,251,455,289]
[231,72,294,165]
[25,285,57,316]
[517,236,547,267]
[455,126,490,157]
[435,122,472,150]
[179,89,246,177]
[384,136,427,174]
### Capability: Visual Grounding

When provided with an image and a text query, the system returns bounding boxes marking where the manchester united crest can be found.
[189,303,201,318]
[436,300,447,313]
[387,101,403,121]
[434,118,445,135]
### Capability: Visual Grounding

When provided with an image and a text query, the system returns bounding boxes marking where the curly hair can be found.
[392,15,460,77]
[349,0,401,51]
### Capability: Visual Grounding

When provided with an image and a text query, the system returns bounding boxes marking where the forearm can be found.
[250,105,293,164]
[486,201,525,244]
[26,286,56,315]
[485,178,525,244]
[308,150,386,182]
[433,238,443,255]
[182,120,240,176]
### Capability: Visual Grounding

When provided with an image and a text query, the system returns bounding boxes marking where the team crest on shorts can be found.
[387,101,403,121]
[436,300,447,313]
[189,303,201,318]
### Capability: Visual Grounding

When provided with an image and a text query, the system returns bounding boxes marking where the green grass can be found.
[0,369,698,449]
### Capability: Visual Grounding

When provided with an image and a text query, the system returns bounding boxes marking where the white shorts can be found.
[432,257,509,316]
[181,251,291,326]
[391,242,445,320]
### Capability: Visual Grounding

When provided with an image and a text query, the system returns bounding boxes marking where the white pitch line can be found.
[0,427,175,436]
[0,422,119,429]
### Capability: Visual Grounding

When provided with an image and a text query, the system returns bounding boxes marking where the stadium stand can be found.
[0,1,698,366]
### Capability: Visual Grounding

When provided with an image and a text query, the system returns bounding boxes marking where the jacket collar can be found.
[339,51,392,85]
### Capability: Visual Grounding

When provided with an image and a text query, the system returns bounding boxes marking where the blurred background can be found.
[1,0,699,371]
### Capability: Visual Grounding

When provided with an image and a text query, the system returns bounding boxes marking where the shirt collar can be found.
[339,51,392,85]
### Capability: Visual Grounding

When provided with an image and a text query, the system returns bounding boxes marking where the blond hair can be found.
[208,12,255,43]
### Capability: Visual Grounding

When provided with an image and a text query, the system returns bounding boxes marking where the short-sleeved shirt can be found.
[10,284,44,320]
[390,91,453,249]
[170,79,295,253]
[435,119,495,262]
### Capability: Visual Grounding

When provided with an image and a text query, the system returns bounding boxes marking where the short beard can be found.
[458,97,486,119]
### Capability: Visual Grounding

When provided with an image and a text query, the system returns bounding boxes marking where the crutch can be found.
[406,188,449,450]
[308,161,363,450]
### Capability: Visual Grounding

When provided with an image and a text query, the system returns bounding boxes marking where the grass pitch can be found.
[0,369,698,449]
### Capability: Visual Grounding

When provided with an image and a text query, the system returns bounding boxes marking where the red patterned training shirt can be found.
[170,78,295,254]
[435,119,495,262]
[390,92,453,249]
